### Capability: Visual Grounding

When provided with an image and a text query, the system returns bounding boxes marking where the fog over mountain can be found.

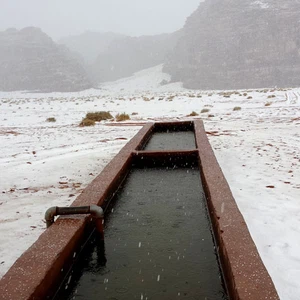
[164,0,300,89]
[2,1,300,92]
[0,0,201,39]
[0,1,201,92]
[0,27,92,92]
[58,30,182,84]
[59,31,125,64]
[90,31,182,83]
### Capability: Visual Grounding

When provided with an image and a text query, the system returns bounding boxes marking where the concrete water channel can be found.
[55,156,227,299]
[141,122,196,151]
[0,121,279,300]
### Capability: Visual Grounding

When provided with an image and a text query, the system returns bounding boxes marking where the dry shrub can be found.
[86,111,113,121]
[116,113,130,122]
[46,117,56,122]
[188,111,199,117]
[201,108,210,113]
[79,118,95,127]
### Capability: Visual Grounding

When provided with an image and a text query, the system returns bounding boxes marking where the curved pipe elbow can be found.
[45,206,57,228]
[89,205,104,219]
[45,205,104,229]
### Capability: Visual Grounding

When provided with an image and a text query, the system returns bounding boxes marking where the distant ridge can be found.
[0,27,92,92]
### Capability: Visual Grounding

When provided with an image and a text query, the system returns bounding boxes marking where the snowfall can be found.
[0,65,299,300]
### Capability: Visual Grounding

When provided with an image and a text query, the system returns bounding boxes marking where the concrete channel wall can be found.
[0,120,279,300]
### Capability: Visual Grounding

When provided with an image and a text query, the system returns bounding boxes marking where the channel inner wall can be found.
[0,120,279,300]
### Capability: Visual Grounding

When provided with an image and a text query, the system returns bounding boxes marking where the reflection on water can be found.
[144,131,196,150]
[56,167,227,300]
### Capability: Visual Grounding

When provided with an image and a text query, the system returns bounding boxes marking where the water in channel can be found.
[58,166,227,300]
[143,131,196,151]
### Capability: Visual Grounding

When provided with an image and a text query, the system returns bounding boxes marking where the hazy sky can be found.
[0,0,201,40]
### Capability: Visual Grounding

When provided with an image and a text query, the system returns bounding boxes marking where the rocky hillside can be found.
[0,27,92,92]
[91,31,182,83]
[164,0,300,90]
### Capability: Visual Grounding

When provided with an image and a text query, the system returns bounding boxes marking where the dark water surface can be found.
[57,167,227,300]
[143,131,196,151]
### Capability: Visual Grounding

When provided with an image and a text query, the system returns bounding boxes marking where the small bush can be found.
[131,112,138,115]
[188,111,199,117]
[201,108,210,113]
[85,111,113,121]
[208,114,215,117]
[116,113,130,122]
[267,95,276,98]
[233,106,241,111]
[79,118,95,127]
[46,117,56,122]
[247,96,253,99]
[265,102,272,106]
[167,95,175,101]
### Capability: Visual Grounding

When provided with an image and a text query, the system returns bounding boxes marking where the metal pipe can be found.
[45,205,104,238]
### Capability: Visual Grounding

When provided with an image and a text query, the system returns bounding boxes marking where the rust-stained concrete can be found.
[0,123,153,300]
[0,120,279,300]
[194,119,279,300]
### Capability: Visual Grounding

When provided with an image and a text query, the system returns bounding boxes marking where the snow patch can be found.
[99,64,183,94]
[252,1,269,9]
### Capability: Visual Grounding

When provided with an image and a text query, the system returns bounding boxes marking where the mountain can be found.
[58,31,125,64]
[0,27,92,92]
[163,0,300,90]
[91,31,182,83]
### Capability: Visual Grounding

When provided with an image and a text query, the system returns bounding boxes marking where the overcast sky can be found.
[0,0,201,40]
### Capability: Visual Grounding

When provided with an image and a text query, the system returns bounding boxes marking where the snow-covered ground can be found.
[0,65,299,299]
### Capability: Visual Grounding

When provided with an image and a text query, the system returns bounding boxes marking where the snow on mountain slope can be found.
[0,65,299,299]
[99,64,183,93]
